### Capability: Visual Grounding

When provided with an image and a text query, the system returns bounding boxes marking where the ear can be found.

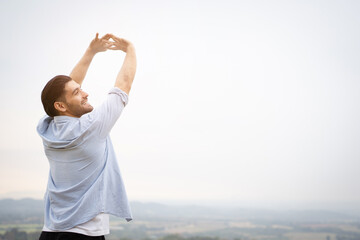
[54,101,67,113]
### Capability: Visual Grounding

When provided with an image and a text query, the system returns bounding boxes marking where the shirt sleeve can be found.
[82,87,129,139]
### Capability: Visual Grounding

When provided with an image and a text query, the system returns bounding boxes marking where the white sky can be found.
[0,0,359,210]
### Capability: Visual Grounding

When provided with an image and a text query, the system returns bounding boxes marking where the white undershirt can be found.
[42,213,110,236]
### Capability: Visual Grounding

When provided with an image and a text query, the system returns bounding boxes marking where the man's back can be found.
[37,87,132,230]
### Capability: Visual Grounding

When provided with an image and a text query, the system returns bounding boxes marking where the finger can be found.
[101,33,112,40]
[105,43,114,48]
[108,34,121,42]
[95,33,99,39]
[103,40,115,44]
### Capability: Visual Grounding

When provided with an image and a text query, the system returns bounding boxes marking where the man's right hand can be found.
[107,34,134,53]
[70,33,113,85]
[88,33,113,54]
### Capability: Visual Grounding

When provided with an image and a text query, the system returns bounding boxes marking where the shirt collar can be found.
[54,115,78,123]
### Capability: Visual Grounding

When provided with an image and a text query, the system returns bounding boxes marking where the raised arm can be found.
[70,33,112,85]
[108,34,137,94]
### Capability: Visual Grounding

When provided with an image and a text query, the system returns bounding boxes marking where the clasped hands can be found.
[88,33,133,54]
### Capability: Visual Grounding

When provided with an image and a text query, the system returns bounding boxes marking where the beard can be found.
[65,101,94,118]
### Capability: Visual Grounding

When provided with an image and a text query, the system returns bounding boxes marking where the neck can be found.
[58,112,80,118]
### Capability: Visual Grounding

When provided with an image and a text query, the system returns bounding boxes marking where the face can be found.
[60,80,93,117]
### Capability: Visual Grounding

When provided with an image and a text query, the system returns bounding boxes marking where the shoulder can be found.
[78,87,129,139]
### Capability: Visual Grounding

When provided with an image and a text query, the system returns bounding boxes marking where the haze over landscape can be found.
[0,0,360,212]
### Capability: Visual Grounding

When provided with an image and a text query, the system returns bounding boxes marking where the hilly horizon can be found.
[1,198,359,225]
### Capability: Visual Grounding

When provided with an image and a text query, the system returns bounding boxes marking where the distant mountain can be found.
[0,198,359,225]
[130,201,360,222]
[0,198,44,224]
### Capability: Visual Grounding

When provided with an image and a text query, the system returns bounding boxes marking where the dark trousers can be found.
[39,231,105,240]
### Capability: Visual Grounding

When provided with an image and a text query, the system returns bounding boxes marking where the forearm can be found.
[115,45,137,94]
[69,48,96,86]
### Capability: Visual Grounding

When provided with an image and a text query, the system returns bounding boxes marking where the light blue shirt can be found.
[37,87,132,230]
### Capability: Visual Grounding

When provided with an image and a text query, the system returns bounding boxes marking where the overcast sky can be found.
[0,0,359,210]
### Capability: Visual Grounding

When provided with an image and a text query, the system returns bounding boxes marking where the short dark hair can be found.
[41,75,72,117]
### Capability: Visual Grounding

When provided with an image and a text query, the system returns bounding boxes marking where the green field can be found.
[0,224,43,235]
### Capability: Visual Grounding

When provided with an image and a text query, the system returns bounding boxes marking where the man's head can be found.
[41,75,94,118]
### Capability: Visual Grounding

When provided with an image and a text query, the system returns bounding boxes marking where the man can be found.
[37,33,136,240]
